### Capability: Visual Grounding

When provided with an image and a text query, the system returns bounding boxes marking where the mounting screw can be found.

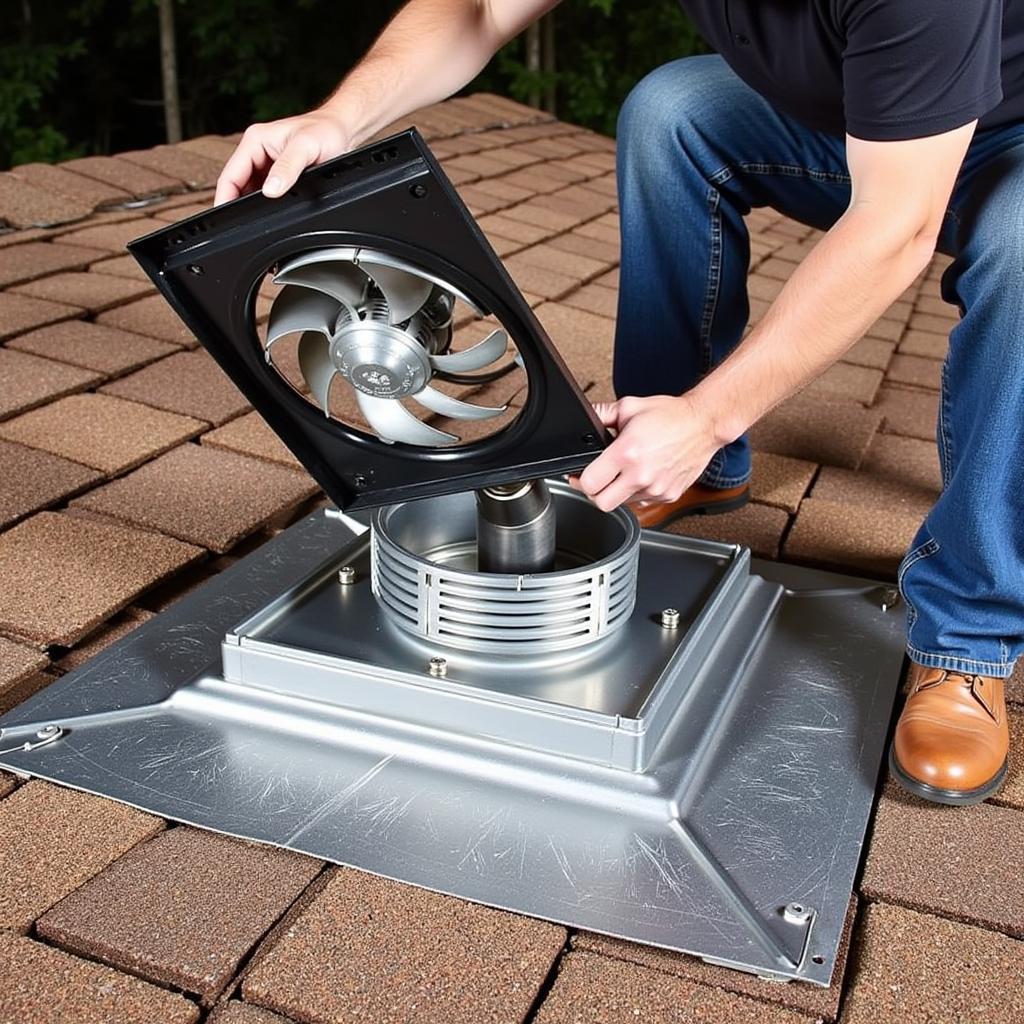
[880,588,900,612]
[187,264,204,275]
[783,902,813,925]
[35,724,61,741]
[660,608,680,629]
[410,183,428,199]
[338,566,357,585]
[428,656,448,677]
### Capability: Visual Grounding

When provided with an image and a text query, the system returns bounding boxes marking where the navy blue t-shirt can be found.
[679,1,1024,140]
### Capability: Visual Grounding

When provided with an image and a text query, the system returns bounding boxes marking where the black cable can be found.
[431,360,520,387]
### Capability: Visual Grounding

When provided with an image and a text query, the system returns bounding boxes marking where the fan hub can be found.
[331,322,432,399]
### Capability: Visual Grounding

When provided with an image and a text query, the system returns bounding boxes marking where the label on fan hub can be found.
[349,363,417,399]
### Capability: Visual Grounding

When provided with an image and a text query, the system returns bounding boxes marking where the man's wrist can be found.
[686,381,750,451]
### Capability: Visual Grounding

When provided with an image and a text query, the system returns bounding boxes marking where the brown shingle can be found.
[534,951,813,1024]
[0,393,204,474]
[811,466,936,519]
[7,319,178,376]
[0,348,101,420]
[201,410,303,468]
[478,212,551,245]
[88,252,151,281]
[530,184,615,222]
[784,498,921,578]
[0,511,202,646]
[242,867,566,1024]
[560,281,618,319]
[96,292,197,347]
[503,251,579,300]
[840,902,1024,1024]
[898,328,948,360]
[0,781,165,933]
[176,135,239,163]
[0,173,92,229]
[0,635,51,715]
[667,502,790,559]
[749,394,882,469]
[56,607,154,671]
[207,1005,294,1024]
[8,161,131,209]
[72,443,318,553]
[873,384,939,441]
[100,349,251,425]
[861,783,1024,936]
[38,827,323,1005]
[996,708,1024,811]
[57,217,158,254]
[0,931,199,1024]
[750,451,817,513]
[860,433,942,493]
[0,438,100,530]
[534,301,615,389]
[0,774,15,798]
[514,241,609,282]
[574,896,856,1022]
[501,200,580,234]
[0,240,110,287]
[802,363,883,406]
[60,155,182,199]
[886,353,942,391]
[9,270,152,312]
[1009,659,1024,706]
[119,146,221,189]
[546,228,619,266]
[841,336,894,371]
[909,310,958,335]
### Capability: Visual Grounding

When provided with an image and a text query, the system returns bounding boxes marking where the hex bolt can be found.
[660,608,681,629]
[429,656,448,678]
[338,566,357,585]
[783,902,813,925]
[36,724,61,741]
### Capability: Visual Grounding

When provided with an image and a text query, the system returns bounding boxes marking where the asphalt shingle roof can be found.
[0,92,1020,1023]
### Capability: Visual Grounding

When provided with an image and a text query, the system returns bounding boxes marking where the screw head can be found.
[338,566,357,585]
[410,183,428,199]
[660,608,681,629]
[880,588,900,612]
[783,902,813,924]
[428,656,448,677]
[35,724,61,740]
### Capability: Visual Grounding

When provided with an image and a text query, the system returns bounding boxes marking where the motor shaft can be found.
[475,479,556,574]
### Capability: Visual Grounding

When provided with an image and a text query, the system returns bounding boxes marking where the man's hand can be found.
[214,109,351,205]
[571,394,722,512]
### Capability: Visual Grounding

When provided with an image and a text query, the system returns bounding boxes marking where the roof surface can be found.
[1,93,1022,1024]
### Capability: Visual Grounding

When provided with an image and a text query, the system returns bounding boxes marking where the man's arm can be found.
[577,123,974,512]
[215,0,559,204]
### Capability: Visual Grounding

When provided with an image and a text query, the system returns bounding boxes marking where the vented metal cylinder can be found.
[371,482,640,655]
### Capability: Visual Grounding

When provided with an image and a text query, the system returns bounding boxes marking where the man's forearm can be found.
[691,209,937,448]
[322,0,559,146]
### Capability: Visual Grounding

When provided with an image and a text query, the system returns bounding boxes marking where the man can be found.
[216,1,1022,806]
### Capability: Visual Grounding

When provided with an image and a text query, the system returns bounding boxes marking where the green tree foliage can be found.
[1,0,705,170]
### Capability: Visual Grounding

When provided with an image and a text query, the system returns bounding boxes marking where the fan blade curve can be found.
[355,393,459,446]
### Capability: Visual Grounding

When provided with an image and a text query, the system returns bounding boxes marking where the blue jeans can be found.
[615,54,1024,678]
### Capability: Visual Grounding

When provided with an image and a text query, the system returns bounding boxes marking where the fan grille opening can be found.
[255,246,528,447]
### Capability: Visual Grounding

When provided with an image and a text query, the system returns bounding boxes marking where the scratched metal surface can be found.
[0,512,904,985]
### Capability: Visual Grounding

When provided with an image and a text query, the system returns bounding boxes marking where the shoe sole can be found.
[645,490,750,531]
[888,747,1008,806]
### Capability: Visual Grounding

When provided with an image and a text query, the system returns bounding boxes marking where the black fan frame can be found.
[128,129,609,510]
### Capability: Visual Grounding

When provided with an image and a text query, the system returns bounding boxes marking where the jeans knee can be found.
[617,55,727,156]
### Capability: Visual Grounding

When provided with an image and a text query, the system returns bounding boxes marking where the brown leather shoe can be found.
[629,481,749,529]
[890,663,1009,805]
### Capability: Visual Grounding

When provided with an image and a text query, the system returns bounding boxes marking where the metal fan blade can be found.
[297,332,338,414]
[359,259,433,326]
[413,386,506,420]
[274,260,364,312]
[266,286,339,352]
[355,392,459,446]
[429,329,509,373]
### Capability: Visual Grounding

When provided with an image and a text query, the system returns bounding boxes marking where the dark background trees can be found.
[1,0,705,169]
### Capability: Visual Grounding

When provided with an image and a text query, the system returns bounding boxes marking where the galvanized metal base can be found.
[0,507,904,986]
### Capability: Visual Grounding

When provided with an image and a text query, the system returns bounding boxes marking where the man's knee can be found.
[617,54,733,154]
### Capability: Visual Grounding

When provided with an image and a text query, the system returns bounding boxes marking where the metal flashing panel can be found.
[0,509,904,986]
